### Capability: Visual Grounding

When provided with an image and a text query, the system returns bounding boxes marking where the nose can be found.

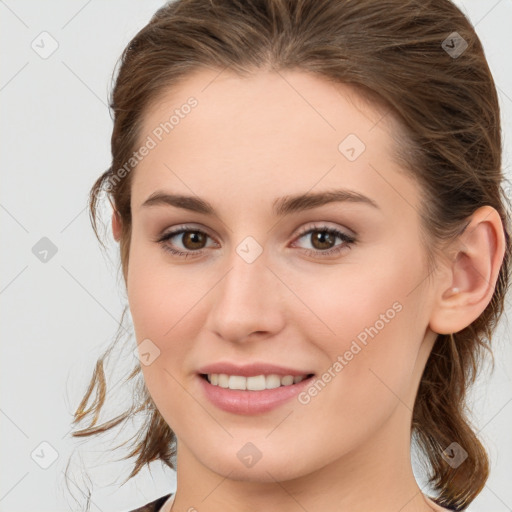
[204,248,286,344]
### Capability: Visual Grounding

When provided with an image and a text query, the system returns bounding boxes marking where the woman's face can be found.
[125,68,441,481]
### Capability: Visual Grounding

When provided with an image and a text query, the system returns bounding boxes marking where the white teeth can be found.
[206,373,309,390]
[228,375,246,390]
[247,375,266,391]
[218,374,229,388]
[281,375,294,386]
[265,374,281,389]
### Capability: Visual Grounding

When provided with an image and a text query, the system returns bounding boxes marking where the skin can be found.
[112,68,505,512]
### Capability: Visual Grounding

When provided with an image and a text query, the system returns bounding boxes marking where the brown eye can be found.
[293,225,356,257]
[156,227,215,257]
[309,230,337,250]
[180,231,207,250]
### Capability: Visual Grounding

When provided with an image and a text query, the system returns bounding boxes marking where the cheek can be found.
[291,243,428,404]
[127,241,200,428]
[291,248,423,351]
[127,236,202,340]
[126,237,212,411]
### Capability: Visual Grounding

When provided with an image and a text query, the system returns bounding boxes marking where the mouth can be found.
[199,372,316,391]
[197,371,316,415]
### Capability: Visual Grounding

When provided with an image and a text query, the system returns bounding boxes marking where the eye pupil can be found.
[183,231,206,249]
[312,231,335,250]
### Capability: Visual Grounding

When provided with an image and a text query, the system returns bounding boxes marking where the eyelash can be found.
[155,223,357,259]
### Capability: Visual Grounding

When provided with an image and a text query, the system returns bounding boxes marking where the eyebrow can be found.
[141,188,380,216]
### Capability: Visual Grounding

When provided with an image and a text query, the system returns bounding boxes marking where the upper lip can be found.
[197,362,314,377]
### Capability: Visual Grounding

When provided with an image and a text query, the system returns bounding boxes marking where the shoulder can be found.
[127,493,173,512]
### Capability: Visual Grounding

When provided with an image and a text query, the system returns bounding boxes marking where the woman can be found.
[69,0,511,511]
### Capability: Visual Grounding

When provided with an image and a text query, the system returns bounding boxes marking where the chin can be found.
[201,448,310,483]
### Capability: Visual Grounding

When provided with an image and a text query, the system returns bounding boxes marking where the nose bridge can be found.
[206,241,284,342]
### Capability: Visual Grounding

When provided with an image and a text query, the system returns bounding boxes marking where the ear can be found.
[112,209,122,242]
[429,205,506,335]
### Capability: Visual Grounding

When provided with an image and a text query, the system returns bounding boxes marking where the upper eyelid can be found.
[295,222,353,237]
[160,223,216,241]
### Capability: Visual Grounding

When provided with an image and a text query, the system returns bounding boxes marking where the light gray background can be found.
[1,1,511,511]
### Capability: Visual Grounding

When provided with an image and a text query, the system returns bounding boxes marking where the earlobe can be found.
[112,210,122,242]
[429,205,506,335]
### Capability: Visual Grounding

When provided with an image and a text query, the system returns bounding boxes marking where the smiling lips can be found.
[196,362,316,414]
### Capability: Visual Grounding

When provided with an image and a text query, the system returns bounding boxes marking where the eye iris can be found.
[311,230,335,250]
[183,231,206,250]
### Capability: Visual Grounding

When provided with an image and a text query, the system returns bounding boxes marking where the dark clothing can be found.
[128,493,459,511]
[128,493,173,512]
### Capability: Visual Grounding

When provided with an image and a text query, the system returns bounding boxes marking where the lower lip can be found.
[198,374,315,415]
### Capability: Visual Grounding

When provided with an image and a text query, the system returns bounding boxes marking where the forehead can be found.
[132,67,419,217]
[140,67,396,149]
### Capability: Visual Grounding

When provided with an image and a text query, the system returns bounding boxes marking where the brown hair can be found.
[68,1,511,510]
